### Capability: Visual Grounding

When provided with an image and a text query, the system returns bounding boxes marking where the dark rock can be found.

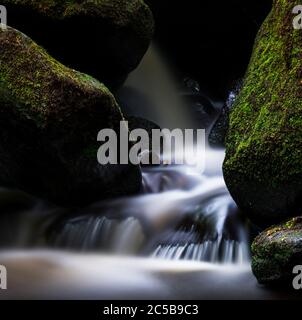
[223,0,302,226]
[0,27,142,206]
[2,0,154,89]
[209,81,242,148]
[208,104,229,148]
[252,217,302,285]
[127,116,160,135]
[183,78,201,94]
[127,116,161,166]
[181,78,218,130]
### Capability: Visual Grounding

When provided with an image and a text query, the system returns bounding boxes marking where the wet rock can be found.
[2,0,154,89]
[208,104,229,148]
[0,27,142,206]
[252,217,302,285]
[209,81,242,148]
[127,116,161,166]
[127,116,160,137]
[183,78,201,94]
[223,0,302,226]
[181,78,218,130]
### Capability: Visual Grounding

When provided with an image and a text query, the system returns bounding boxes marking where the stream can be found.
[0,45,297,300]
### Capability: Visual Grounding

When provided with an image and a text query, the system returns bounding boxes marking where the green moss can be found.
[0,27,117,128]
[225,0,302,183]
[223,0,302,223]
[0,26,143,205]
[251,216,302,283]
[2,0,154,89]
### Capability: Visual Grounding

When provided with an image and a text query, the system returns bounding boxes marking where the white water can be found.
[0,145,250,265]
[0,44,255,299]
[43,148,250,264]
[0,45,250,266]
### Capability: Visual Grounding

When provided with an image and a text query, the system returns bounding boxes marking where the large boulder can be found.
[252,217,302,285]
[0,27,142,205]
[2,0,154,88]
[223,0,302,226]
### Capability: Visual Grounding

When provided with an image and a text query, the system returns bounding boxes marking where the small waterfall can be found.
[39,149,250,265]
[151,240,248,264]
[0,45,250,266]
[50,216,145,255]
[144,167,250,264]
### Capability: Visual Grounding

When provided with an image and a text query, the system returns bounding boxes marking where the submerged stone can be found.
[0,27,141,205]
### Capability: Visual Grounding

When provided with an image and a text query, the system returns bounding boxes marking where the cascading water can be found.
[43,148,249,264]
[0,156,249,265]
[0,45,250,267]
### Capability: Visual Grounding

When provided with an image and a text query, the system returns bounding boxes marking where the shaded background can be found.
[145,0,272,98]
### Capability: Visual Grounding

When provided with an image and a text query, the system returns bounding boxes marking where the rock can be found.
[181,79,218,130]
[2,0,154,89]
[127,116,160,135]
[252,217,302,285]
[223,0,302,226]
[127,116,161,166]
[0,27,142,206]
[209,81,242,148]
[183,78,201,94]
[208,104,229,148]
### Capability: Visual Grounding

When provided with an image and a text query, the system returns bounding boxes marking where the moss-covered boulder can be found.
[252,217,302,285]
[223,0,302,226]
[0,27,142,205]
[2,0,154,88]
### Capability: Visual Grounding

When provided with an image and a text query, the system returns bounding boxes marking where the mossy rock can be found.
[0,27,142,205]
[2,0,154,89]
[252,217,302,285]
[223,0,302,226]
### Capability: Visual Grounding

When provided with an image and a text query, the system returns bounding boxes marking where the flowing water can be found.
[42,148,250,265]
[44,45,249,264]
[0,45,256,298]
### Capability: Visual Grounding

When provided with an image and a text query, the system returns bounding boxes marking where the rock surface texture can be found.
[0,27,142,205]
[2,0,154,88]
[252,217,302,285]
[223,0,302,226]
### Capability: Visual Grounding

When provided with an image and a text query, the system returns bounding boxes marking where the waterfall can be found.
[50,216,145,255]
[40,147,250,264]
[0,45,250,266]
